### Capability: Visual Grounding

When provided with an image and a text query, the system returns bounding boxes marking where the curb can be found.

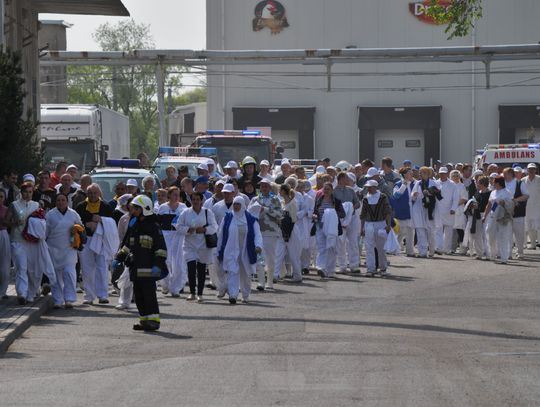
[0,295,53,354]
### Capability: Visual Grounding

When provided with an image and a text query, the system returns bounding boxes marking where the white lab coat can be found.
[316,208,339,277]
[486,188,514,262]
[46,208,82,304]
[453,182,468,230]
[158,202,187,294]
[410,179,438,257]
[176,207,218,264]
[524,175,540,228]
[435,179,458,227]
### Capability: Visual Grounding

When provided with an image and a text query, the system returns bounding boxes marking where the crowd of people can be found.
[0,155,539,332]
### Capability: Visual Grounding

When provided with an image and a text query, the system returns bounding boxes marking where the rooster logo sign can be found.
[253,1,289,34]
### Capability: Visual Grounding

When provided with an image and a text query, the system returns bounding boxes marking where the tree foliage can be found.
[170,87,207,108]
[67,19,183,158]
[0,49,41,177]
[426,0,483,39]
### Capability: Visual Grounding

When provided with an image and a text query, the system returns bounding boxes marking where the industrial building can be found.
[206,0,540,165]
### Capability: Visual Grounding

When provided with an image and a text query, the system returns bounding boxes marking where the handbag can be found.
[280,210,295,242]
[204,209,218,248]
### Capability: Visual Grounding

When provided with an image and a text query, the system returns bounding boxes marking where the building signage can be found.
[253,1,289,34]
[378,140,394,148]
[409,1,452,25]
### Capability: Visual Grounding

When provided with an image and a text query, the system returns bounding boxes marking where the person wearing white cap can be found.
[223,161,240,181]
[197,163,209,178]
[259,160,274,182]
[22,174,35,185]
[502,168,529,259]
[410,166,440,258]
[434,167,459,255]
[247,178,283,289]
[360,180,393,276]
[206,158,220,178]
[274,159,293,185]
[524,163,540,249]
[296,180,315,274]
[66,165,81,189]
[514,166,524,181]
[217,196,263,304]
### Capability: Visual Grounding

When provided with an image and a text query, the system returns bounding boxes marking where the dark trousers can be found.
[133,280,159,317]
[187,260,206,295]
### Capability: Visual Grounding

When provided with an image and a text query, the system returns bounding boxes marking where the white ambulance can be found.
[478,144,540,170]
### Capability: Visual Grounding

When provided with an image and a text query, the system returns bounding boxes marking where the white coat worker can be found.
[434,167,459,254]
[0,189,10,299]
[312,182,345,278]
[503,167,529,259]
[46,194,83,308]
[483,176,514,264]
[284,177,306,278]
[175,192,218,302]
[115,194,135,310]
[75,183,115,305]
[411,167,440,258]
[248,178,284,290]
[157,186,187,298]
[208,182,235,295]
[333,172,361,272]
[450,170,469,254]
[5,182,40,305]
[360,180,393,276]
[391,167,416,257]
[524,163,540,249]
[217,196,263,304]
[298,180,315,274]
[277,183,302,282]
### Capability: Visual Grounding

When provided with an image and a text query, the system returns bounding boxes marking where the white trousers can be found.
[315,228,336,276]
[79,237,109,301]
[436,225,454,253]
[511,217,526,255]
[397,219,415,256]
[260,235,285,280]
[11,241,40,301]
[337,216,361,269]
[161,258,187,295]
[416,221,437,257]
[278,239,302,280]
[0,230,10,296]
[487,218,512,262]
[225,263,252,301]
[301,235,317,270]
[364,221,388,273]
[468,226,486,258]
[54,263,77,304]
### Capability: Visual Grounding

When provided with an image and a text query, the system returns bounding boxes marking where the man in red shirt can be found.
[50,161,67,188]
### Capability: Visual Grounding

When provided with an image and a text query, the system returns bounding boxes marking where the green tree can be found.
[0,49,41,178]
[170,87,207,108]
[67,19,183,158]
[426,0,483,39]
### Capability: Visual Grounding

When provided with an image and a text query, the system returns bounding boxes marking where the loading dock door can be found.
[375,130,425,168]
[272,130,300,159]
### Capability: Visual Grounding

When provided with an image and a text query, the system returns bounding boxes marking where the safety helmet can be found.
[242,156,257,167]
[131,195,154,216]
[335,160,351,171]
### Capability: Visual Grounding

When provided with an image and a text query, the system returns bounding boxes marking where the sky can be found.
[40,0,206,51]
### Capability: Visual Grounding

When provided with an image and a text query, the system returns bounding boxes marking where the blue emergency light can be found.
[205,130,261,136]
[158,146,217,156]
[105,159,140,168]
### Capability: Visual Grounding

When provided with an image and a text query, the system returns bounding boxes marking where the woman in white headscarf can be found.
[217,196,263,304]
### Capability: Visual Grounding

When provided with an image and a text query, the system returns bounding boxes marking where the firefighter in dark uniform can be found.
[114,195,168,331]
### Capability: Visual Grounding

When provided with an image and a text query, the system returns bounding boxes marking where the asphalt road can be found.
[1,251,540,407]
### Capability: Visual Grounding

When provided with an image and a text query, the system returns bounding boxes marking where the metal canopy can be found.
[32,0,129,16]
